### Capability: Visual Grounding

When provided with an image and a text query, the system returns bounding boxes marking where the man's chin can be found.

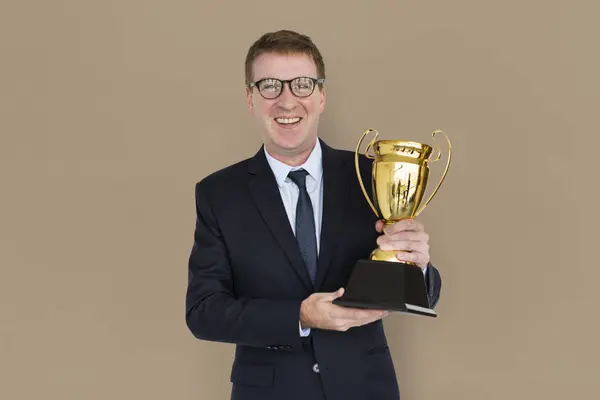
[267,135,315,156]
[272,133,308,150]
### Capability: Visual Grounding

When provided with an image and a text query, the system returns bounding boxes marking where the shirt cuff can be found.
[299,321,311,337]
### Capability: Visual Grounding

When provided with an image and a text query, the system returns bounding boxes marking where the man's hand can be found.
[375,218,430,269]
[299,288,388,331]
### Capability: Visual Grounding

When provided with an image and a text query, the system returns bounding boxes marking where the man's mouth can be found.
[274,117,303,128]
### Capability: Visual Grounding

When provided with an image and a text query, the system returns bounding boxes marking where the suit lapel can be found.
[247,148,314,292]
[314,140,352,290]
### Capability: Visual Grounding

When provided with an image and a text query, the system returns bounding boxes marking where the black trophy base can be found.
[332,259,437,317]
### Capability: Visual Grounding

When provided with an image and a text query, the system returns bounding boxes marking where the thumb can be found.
[326,287,345,301]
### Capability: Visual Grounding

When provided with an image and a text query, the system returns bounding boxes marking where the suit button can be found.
[312,363,320,373]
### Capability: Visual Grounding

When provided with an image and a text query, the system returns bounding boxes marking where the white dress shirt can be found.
[264,139,426,337]
[264,140,323,337]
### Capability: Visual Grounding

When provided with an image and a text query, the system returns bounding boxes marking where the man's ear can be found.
[245,86,254,112]
[319,86,326,113]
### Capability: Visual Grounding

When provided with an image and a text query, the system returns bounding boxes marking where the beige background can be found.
[1,0,599,399]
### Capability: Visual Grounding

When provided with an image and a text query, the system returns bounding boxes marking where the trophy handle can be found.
[355,128,380,217]
[414,130,452,217]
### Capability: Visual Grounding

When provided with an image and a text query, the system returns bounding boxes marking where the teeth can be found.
[276,117,301,124]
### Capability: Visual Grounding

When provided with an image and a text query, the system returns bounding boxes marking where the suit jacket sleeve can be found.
[185,181,306,352]
[425,262,442,308]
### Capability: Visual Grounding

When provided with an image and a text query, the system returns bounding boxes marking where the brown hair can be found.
[244,30,326,88]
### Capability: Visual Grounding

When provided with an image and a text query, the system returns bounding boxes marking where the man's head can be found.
[245,30,326,165]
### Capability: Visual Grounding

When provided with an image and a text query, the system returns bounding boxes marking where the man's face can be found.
[246,52,326,161]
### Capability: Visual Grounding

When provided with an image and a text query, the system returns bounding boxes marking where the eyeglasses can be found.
[248,77,325,99]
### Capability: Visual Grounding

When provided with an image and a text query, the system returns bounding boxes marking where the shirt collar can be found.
[264,139,323,188]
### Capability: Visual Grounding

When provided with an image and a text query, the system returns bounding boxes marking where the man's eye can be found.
[260,81,280,91]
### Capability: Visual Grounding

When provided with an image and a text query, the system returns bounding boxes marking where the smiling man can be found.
[185,30,442,400]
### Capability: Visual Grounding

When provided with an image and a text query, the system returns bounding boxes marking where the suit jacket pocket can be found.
[364,344,398,397]
[364,344,395,382]
[230,362,274,388]
[366,344,389,355]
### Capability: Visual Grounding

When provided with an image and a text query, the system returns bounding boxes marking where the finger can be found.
[347,310,390,329]
[378,230,429,244]
[379,240,429,252]
[375,220,385,233]
[384,218,424,235]
[333,313,387,331]
[353,309,388,321]
[361,312,389,326]
[396,251,429,268]
[333,307,388,321]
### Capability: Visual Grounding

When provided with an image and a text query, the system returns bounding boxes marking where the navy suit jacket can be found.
[185,139,442,400]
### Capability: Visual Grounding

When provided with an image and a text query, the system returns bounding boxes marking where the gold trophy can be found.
[333,129,452,317]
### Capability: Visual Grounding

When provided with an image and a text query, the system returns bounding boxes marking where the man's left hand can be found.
[375,218,430,269]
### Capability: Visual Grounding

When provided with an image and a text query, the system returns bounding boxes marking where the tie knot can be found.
[288,169,309,189]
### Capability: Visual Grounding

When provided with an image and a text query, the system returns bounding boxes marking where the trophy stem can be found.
[383,217,413,226]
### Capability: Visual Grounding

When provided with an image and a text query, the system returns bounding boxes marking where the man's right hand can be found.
[299,288,389,332]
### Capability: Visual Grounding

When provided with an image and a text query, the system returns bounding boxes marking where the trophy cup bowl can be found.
[355,129,452,264]
[332,128,451,317]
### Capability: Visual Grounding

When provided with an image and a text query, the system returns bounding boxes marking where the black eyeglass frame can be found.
[247,77,326,99]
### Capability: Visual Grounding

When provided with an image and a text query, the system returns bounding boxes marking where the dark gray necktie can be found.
[288,169,317,284]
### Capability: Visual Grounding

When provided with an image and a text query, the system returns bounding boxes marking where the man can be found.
[185,30,442,400]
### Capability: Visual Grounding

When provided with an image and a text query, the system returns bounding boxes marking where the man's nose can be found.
[277,84,297,107]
